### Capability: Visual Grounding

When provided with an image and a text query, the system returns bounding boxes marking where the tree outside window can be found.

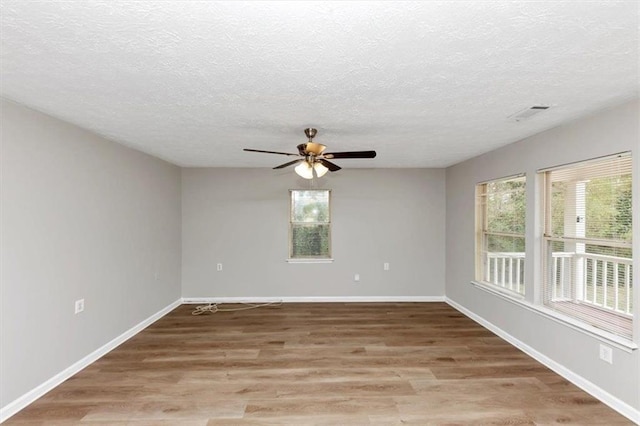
[290,190,331,259]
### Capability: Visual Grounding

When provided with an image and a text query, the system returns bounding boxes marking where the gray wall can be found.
[182,168,446,298]
[0,99,182,407]
[445,99,639,409]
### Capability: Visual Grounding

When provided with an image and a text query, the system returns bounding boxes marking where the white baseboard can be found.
[182,296,446,304]
[0,298,182,424]
[445,297,640,424]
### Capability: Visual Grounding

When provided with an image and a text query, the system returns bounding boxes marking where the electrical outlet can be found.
[599,344,613,364]
[383,262,390,271]
[354,274,360,282]
[74,299,84,314]
[217,263,223,271]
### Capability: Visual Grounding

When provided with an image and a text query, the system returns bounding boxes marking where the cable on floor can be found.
[191,300,283,315]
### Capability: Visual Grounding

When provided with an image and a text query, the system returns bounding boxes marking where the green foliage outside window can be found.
[485,178,526,252]
[290,190,331,258]
[551,174,632,258]
[291,224,330,257]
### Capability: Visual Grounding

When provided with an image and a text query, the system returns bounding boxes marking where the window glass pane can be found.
[475,175,526,295]
[546,240,575,301]
[550,181,566,237]
[487,234,525,253]
[485,178,526,234]
[585,175,632,241]
[291,224,330,257]
[482,235,525,294]
[545,240,632,338]
[291,190,329,223]
[551,174,632,240]
[290,189,331,259]
[583,244,633,313]
[549,154,632,241]
[543,153,633,340]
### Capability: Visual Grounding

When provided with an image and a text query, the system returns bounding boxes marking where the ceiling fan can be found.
[243,128,377,179]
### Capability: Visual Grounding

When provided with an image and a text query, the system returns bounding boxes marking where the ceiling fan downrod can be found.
[304,128,317,142]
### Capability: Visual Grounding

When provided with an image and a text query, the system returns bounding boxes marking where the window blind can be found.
[542,153,633,339]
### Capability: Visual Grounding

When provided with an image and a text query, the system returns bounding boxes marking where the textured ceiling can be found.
[1,1,638,168]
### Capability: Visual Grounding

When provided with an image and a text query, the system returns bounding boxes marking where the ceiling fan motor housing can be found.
[304,128,317,140]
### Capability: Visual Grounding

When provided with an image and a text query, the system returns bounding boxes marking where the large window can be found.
[542,153,633,340]
[476,174,526,295]
[289,190,331,259]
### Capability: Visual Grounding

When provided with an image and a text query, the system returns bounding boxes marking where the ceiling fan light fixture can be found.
[295,161,314,179]
[314,162,329,178]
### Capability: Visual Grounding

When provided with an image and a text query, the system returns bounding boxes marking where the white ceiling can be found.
[1,1,638,168]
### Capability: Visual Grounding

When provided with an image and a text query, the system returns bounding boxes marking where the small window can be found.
[289,190,331,259]
[542,153,633,340]
[476,174,526,295]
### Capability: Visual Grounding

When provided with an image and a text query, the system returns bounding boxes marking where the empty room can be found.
[1,1,638,424]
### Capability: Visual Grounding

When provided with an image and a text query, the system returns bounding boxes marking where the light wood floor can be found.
[6,303,632,425]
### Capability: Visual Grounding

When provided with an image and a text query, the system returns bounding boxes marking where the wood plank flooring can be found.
[6,303,632,425]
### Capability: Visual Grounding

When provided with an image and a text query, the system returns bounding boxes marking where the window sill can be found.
[470,280,638,352]
[472,280,526,301]
[286,258,334,264]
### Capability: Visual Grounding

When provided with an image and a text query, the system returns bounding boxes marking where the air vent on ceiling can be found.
[508,105,551,122]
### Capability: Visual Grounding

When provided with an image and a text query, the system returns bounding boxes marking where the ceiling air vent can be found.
[508,105,550,122]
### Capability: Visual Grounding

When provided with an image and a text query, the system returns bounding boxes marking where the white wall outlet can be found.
[74,299,85,314]
[599,344,613,364]
[383,262,390,271]
[354,273,360,282]
[217,263,223,271]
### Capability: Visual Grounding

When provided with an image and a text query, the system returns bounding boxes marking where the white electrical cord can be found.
[191,301,283,315]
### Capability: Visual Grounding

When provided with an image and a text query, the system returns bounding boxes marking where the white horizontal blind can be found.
[476,175,526,294]
[542,153,633,339]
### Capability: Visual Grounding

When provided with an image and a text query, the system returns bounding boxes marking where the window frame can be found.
[540,152,633,341]
[288,189,332,262]
[475,173,527,297]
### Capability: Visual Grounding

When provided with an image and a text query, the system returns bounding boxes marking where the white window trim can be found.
[475,173,527,294]
[472,279,525,301]
[286,258,334,264]
[477,172,526,185]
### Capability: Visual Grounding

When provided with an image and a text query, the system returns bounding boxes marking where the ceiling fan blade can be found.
[318,158,341,172]
[273,159,303,169]
[323,150,377,159]
[243,148,300,156]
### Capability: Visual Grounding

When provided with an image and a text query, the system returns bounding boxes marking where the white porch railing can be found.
[485,251,633,316]
[551,252,574,301]
[485,252,525,294]
[552,252,633,316]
